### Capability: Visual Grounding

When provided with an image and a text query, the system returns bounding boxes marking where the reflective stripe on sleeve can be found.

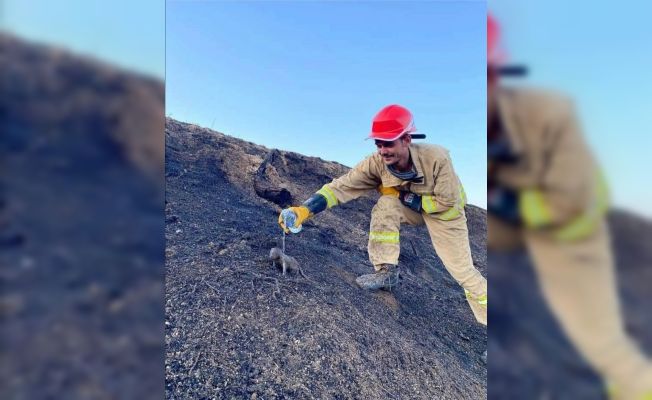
[422,195,438,213]
[434,186,467,221]
[555,171,610,241]
[519,189,553,228]
[316,185,338,208]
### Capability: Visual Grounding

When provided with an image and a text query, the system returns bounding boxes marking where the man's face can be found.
[375,135,411,166]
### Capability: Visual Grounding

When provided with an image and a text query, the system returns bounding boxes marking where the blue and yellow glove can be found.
[278,206,311,234]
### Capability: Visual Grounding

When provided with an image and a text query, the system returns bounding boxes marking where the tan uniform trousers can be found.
[490,216,652,399]
[368,195,487,325]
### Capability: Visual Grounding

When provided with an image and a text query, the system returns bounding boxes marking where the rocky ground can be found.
[166,118,652,400]
[0,33,164,399]
[165,118,488,399]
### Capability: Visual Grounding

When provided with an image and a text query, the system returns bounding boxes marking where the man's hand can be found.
[487,186,520,225]
[278,206,311,233]
[399,191,422,212]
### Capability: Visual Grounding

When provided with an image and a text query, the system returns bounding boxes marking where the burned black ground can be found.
[165,118,487,399]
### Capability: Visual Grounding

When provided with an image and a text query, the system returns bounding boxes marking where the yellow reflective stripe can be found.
[464,289,487,306]
[605,384,652,400]
[555,214,597,241]
[605,382,617,399]
[519,190,553,228]
[555,171,610,241]
[459,185,467,204]
[422,195,438,213]
[436,186,467,221]
[438,207,460,220]
[316,185,338,208]
[369,231,399,244]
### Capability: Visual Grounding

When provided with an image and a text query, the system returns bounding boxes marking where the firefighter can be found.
[279,104,487,325]
[487,13,652,399]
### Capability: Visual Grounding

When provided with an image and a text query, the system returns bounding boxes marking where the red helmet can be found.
[488,13,504,67]
[369,104,417,141]
[488,13,527,76]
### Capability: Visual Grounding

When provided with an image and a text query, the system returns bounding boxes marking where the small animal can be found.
[269,247,299,276]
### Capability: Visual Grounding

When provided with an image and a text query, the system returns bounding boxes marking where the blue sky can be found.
[1,0,165,78]
[167,0,487,208]
[6,1,650,216]
[490,1,652,217]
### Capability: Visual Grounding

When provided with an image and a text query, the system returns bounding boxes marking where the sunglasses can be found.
[375,140,398,149]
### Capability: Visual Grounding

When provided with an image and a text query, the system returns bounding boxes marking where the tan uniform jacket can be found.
[494,87,608,237]
[493,89,652,398]
[317,144,465,218]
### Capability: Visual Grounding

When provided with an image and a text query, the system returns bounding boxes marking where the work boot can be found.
[355,264,400,291]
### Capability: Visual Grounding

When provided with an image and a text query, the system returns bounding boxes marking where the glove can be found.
[378,185,422,212]
[278,206,311,234]
[399,191,422,212]
[487,186,520,225]
[377,185,399,197]
[488,135,519,164]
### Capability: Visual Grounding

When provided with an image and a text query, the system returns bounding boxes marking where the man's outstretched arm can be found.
[278,156,381,233]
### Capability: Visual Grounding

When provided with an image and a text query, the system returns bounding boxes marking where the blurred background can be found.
[1,0,165,78]
[488,1,652,399]
[1,0,165,399]
[491,0,652,217]
[3,0,652,398]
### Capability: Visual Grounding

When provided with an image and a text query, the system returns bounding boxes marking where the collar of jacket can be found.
[496,87,526,157]
[381,145,425,187]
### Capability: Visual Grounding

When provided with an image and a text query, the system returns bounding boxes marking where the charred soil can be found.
[165,119,488,399]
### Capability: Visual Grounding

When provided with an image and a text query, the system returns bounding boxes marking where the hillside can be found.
[166,118,652,399]
[165,118,488,399]
[0,33,164,399]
